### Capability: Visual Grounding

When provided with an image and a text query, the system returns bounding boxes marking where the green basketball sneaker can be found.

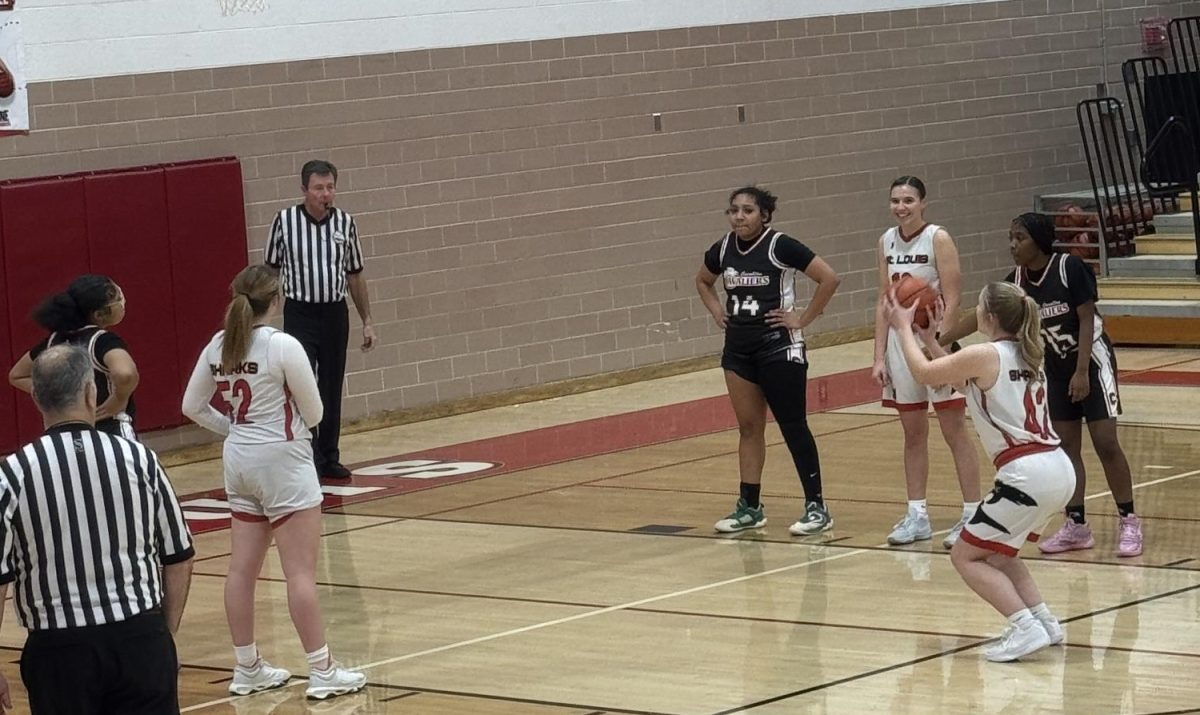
[714,498,766,533]
[789,501,833,535]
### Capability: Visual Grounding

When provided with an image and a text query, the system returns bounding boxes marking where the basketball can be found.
[0,60,13,100]
[891,274,938,329]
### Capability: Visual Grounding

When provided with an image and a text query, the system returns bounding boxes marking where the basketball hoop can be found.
[217,0,267,16]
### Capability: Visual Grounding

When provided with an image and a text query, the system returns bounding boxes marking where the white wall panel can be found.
[19,0,993,82]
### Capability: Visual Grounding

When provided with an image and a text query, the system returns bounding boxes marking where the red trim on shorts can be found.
[959,528,1019,557]
[883,399,928,412]
[931,397,966,412]
[231,510,297,527]
[231,511,269,523]
[993,443,1058,469]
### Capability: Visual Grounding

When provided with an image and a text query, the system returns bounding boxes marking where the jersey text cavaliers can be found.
[703,228,815,358]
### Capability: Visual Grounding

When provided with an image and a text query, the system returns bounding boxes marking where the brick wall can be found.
[1,0,1195,449]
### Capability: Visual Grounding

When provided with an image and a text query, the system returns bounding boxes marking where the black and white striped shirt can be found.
[0,424,194,631]
[266,204,365,303]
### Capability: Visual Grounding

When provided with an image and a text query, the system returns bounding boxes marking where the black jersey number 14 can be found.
[730,295,761,316]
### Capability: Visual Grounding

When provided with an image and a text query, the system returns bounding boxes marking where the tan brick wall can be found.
[2,0,1196,448]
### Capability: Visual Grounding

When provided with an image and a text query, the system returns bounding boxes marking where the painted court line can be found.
[183,464,1200,712]
[1084,468,1200,502]
[181,545,871,711]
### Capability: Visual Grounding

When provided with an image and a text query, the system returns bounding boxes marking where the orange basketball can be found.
[891,274,938,329]
[0,58,12,99]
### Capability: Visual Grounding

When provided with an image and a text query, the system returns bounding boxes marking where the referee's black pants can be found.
[21,611,178,714]
[284,298,349,469]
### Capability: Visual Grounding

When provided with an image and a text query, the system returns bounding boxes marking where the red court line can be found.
[1119,370,1200,387]
[176,361,1200,534]
[180,367,879,533]
[361,366,877,474]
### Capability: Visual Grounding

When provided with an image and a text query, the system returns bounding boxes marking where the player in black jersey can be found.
[1008,213,1141,556]
[8,275,140,439]
[696,187,841,535]
[941,213,1143,556]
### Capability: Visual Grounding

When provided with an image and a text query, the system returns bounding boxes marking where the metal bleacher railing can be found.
[1091,16,1200,277]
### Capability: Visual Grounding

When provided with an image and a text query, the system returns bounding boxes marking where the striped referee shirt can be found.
[0,424,194,631]
[266,204,365,303]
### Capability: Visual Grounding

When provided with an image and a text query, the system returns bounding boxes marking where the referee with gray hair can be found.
[0,345,195,713]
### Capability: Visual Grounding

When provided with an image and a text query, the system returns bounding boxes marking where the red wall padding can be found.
[85,167,181,432]
[0,158,246,448]
[165,158,249,401]
[1,177,92,445]
[0,202,17,453]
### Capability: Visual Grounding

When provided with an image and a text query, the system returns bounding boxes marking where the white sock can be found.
[1030,603,1054,621]
[233,643,259,669]
[306,645,332,673]
[907,499,928,517]
[1007,608,1035,627]
[962,501,979,517]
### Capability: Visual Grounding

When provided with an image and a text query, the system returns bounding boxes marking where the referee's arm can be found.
[0,460,20,709]
[0,580,11,709]
[151,457,195,635]
[264,212,285,270]
[345,217,376,351]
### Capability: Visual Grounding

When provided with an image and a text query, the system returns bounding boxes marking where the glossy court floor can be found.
[4,339,1200,714]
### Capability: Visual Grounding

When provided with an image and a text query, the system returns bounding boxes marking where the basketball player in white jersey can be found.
[885,281,1074,662]
[939,213,1143,557]
[872,176,981,548]
[182,265,366,700]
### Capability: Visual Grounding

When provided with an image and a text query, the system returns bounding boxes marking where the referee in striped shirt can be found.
[0,345,194,713]
[266,159,375,480]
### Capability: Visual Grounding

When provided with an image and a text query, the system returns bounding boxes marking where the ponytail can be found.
[1017,295,1044,375]
[981,281,1045,374]
[220,265,280,374]
[221,294,255,374]
[32,293,85,333]
[32,274,118,332]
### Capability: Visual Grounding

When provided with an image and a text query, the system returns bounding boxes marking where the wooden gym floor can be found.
[3,339,1200,714]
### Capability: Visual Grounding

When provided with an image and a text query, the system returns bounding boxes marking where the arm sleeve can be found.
[92,331,127,363]
[0,458,23,586]
[151,454,195,565]
[702,240,723,275]
[773,236,816,271]
[346,215,365,274]
[276,334,323,428]
[265,212,285,268]
[1064,256,1098,307]
[180,343,230,437]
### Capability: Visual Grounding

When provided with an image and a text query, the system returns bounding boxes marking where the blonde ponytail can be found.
[221,294,254,374]
[981,282,1045,374]
[1017,295,1044,375]
[220,265,280,374]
